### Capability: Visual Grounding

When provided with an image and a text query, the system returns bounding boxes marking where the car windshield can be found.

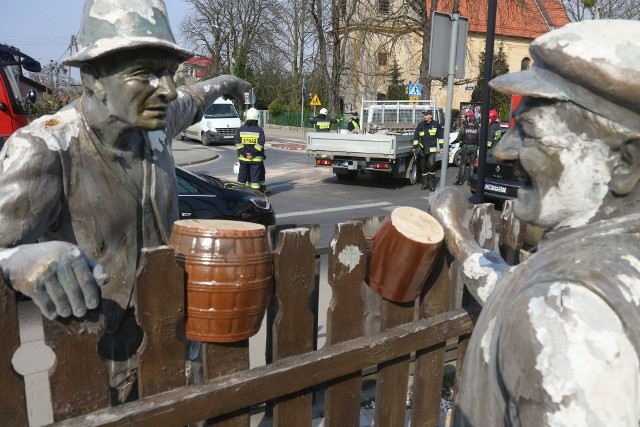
[203,103,238,119]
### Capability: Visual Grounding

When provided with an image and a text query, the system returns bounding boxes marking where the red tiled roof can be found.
[184,56,211,67]
[430,0,570,40]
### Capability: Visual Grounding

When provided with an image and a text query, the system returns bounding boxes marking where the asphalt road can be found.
[184,131,475,246]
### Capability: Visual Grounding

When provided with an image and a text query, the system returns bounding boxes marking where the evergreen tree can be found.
[471,46,511,121]
[386,58,408,101]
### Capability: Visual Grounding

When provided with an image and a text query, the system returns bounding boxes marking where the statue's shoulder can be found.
[12,104,82,153]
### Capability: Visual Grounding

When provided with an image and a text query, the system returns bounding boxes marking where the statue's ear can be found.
[80,64,106,101]
[611,138,640,196]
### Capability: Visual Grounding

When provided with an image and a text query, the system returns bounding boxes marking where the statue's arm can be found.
[0,135,106,319]
[165,75,251,140]
[430,187,508,304]
[498,281,639,426]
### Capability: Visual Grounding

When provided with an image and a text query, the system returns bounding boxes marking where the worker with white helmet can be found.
[236,107,267,192]
[310,107,340,132]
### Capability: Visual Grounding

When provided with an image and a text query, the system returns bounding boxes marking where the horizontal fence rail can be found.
[0,201,525,427]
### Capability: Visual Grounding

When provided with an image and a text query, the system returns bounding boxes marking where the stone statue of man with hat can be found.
[0,0,249,402]
[431,20,640,426]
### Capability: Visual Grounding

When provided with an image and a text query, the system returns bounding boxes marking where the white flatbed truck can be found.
[306,99,464,183]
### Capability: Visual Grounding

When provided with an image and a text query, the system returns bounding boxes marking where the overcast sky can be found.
[1,0,190,66]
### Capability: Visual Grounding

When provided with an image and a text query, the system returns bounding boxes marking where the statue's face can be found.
[94,48,180,130]
[493,98,614,230]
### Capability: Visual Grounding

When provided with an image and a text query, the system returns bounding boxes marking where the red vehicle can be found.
[0,44,40,147]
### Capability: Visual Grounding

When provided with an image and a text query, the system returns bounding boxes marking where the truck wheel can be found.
[336,171,357,180]
[408,159,419,185]
[201,132,213,146]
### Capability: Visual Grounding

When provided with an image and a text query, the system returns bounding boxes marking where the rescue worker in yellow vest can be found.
[236,107,265,190]
[310,108,339,132]
[347,110,360,133]
[412,109,444,191]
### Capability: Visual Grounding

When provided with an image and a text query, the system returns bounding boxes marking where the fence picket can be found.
[374,299,414,427]
[43,313,110,420]
[324,222,367,427]
[136,247,186,397]
[411,251,452,426]
[470,203,496,250]
[0,277,28,427]
[204,342,251,426]
[499,200,525,265]
[271,228,316,425]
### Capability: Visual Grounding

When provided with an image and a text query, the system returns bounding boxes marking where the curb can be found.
[269,142,305,151]
[175,153,219,167]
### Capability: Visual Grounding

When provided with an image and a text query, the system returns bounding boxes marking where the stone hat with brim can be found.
[62,0,193,67]
[490,19,640,133]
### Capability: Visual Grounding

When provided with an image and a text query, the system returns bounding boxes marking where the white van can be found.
[179,97,242,145]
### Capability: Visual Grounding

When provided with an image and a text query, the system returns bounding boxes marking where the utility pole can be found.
[475,0,498,203]
[66,35,77,96]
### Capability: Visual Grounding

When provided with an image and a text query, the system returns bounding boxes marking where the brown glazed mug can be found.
[170,219,272,343]
[368,206,444,302]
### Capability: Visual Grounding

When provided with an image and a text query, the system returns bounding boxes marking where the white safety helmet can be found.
[319,108,328,115]
[246,107,259,121]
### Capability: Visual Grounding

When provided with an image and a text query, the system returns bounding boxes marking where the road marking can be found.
[277,202,393,218]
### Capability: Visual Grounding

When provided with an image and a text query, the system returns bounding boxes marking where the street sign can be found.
[408,83,422,97]
[409,96,420,104]
[428,11,469,78]
[310,94,322,106]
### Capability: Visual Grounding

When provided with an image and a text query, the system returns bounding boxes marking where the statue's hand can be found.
[429,187,474,258]
[220,76,252,106]
[1,242,108,320]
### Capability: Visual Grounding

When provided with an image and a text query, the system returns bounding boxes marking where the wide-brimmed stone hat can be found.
[490,20,640,132]
[62,0,193,67]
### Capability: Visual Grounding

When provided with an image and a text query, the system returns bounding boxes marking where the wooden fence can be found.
[0,201,525,426]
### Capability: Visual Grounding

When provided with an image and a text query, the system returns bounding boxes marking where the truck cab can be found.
[0,44,40,148]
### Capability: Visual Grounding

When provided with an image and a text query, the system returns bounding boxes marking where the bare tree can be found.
[562,0,640,20]
[180,0,277,76]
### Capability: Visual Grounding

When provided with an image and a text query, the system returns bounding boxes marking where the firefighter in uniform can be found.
[412,109,444,191]
[236,107,265,190]
[310,108,339,132]
[487,109,503,148]
[347,110,360,133]
[454,113,479,185]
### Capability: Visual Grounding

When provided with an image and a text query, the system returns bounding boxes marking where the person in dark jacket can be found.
[487,109,503,148]
[310,108,339,132]
[347,111,360,133]
[236,107,266,190]
[454,114,479,185]
[412,109,444,191]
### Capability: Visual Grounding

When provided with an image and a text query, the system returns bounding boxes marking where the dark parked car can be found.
[469,127,526,201]
[176,167,275,226]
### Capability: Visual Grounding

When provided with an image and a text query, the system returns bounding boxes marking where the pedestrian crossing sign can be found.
[310,94,322,106]
[408,83,422,97]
